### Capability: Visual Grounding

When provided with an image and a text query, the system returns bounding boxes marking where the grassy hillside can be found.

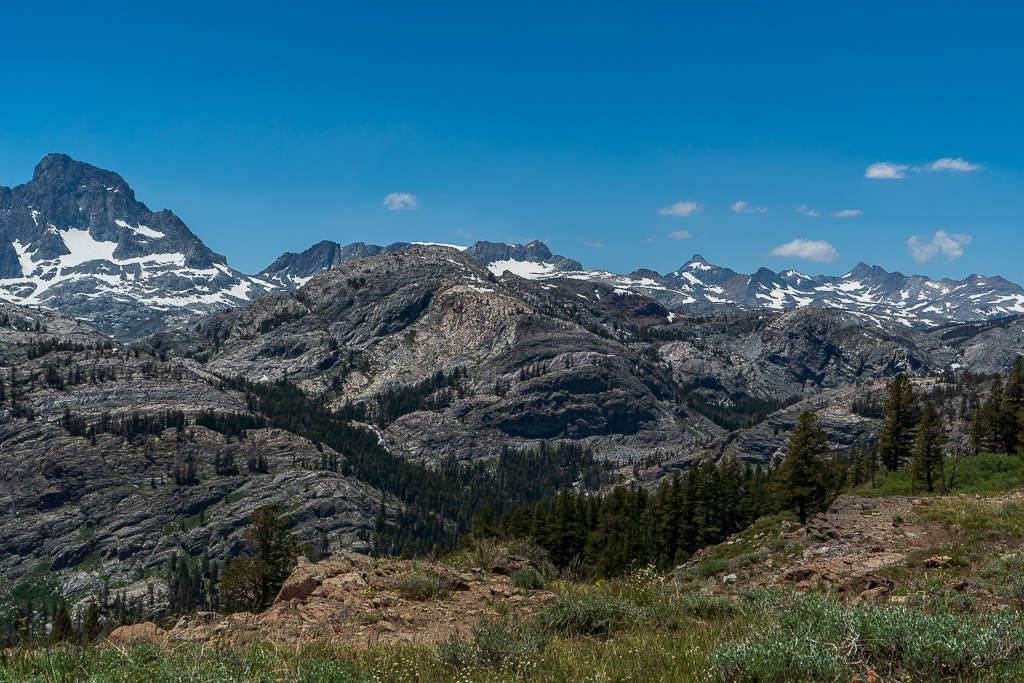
[6,490,1024,682]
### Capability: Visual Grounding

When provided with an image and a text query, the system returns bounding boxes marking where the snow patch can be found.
[488,260,557,278]
[411,241,468,251]
[115,219,165,239]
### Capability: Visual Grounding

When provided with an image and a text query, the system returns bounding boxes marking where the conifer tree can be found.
[220,504,307,610]
[50,603,73,643]
[912,401,946,493]
[878,373,920,470]
[969,405,984,456]
[982,377,1006,453]
[774,411,830,524]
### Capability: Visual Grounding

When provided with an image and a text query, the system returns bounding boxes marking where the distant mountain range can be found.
[264,240,1024,330]
[2,154,1023,338]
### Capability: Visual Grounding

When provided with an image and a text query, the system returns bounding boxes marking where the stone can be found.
[107,622,166,646]
[922,556,953,568]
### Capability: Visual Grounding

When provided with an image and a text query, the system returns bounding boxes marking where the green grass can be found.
[7,587,1024,681]
[917,497,1024,539]
[856,452,1024,497]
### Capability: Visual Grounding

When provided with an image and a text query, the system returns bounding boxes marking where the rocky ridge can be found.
[261,237,1024,330]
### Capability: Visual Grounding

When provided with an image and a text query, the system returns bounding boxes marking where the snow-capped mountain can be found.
[259,239,582,290]
[0,154,271,338]
[264,240,1024,329]
[3,154,1023,338]
[559,256,1024,328]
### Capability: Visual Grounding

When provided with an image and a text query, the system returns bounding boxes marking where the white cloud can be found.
[578,238,604,248]
[731,201,768,214]
[383,192,418,210]
[667,231,692,240]
[865,162,909,179]
[657,201,701,216]
[920,157,982,173]
[831,209,863,218]
[768,239,839,263]
[906,230,972,265]
[796,205,820,217]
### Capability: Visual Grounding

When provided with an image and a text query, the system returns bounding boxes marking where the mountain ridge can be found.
[2,154,1023,339]
[261,238,1024,330]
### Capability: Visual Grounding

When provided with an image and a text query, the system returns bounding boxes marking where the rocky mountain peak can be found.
[0,155,266,339]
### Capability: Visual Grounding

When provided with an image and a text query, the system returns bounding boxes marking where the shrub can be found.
[676,558,730,582]
[674,593,742,619]
[296,658,371,683]
[395,571,452,601]
[511,567,545,590]
[711,593,1024,681]
[536,593,639,638]
[438,616,547,671]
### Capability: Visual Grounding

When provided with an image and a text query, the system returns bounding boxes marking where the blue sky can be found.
[1,1,1022,280]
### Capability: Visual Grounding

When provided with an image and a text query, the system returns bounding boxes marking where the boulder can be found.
[837,574,894,604]
[107,622,166,646]
[487,555,538,576]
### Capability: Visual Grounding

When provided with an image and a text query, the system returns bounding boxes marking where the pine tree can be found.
[982,377,1006,453]
[51,602,73,642]
[969,405,984,456]
[878,373,920,470]
[774,411,830,524]
[82,601,101,642]
[912,401,946,493]
[219,504,307,610]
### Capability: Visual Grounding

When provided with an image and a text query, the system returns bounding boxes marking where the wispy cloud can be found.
[731,201,767,214]
[456,228,474,239]
[657,201,701,217]
[831,209,863,218]
[578,238,604,248]
[865,157,982,178]
[865,162,909,179]
[796,205,820,217]
[383,192,418,210]
[920,157,983,173]
[907,230,972,265]
[667,230,692,240]
[768,239,839,263]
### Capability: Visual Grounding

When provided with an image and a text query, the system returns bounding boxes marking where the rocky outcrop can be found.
[169,552,554,647]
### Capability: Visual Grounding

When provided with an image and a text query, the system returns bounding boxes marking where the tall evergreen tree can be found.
[878,373,920,470]
[912,401,946,493]
[220,504,307,610]
[50,603,73,643]
[774,411,831,524]
[982,377,1006,453]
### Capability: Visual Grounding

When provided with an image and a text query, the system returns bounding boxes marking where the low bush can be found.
[511,567,545,590]
[711,593,1024,681]
[296,658,372,683]
[676,558,729,582]
[674,592,742,619]
[438,616,547,672]
[535,593,640,638]
[395,571,452,601]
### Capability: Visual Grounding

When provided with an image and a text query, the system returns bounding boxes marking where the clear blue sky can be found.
[1,1,1022,280]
